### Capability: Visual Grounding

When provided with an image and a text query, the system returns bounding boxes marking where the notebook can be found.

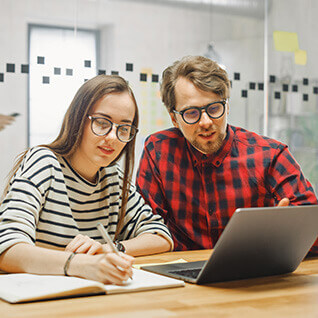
[142,205,318,284]
[0,268,185,303]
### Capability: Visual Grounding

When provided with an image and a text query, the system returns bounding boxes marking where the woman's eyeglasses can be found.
[173,100,227,124]
[87,116,138,143]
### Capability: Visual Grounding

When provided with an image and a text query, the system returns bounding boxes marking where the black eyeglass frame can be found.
[173,100,227,124]
[87,115,138,143]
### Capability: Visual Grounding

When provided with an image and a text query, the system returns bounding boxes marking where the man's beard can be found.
[191,131,225,155]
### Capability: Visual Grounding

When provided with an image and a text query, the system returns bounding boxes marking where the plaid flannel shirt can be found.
[136,125,318,254]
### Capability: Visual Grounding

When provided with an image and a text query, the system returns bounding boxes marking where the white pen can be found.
[97,223,133,280]
[97,223,120,255]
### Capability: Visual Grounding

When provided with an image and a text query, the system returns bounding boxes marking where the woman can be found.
[0,75,173,284]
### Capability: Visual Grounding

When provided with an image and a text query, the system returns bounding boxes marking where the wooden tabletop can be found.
[1,250,318,318]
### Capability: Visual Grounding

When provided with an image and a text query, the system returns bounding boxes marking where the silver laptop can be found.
[142,205,318,284]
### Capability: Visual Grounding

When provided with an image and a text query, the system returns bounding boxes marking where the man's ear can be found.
[169,112,179,129]
[226,102,230,115]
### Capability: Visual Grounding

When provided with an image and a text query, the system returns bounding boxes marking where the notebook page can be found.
[104,268,185,294]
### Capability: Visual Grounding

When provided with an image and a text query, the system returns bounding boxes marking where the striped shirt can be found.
[0,147,173,254]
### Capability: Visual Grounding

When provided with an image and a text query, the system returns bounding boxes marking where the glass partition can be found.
[0,0,317,194]
[267,0,318,192]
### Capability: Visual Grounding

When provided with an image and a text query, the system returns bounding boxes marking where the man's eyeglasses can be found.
[173,100,227,124]
[87,116,138,143]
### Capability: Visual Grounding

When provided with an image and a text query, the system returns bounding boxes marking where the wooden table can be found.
[1,250,318,318]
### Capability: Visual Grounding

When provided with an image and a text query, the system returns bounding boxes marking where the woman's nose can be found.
[105,125,117,140]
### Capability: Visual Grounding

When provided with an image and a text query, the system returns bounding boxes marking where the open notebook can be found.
[0,268,185,304]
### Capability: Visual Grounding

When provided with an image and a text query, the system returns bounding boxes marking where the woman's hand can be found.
[65,234,112,255]
[69,252,135,285]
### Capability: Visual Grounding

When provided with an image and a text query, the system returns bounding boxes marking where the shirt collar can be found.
[188,124,233,167]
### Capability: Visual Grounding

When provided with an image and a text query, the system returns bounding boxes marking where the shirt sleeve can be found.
[266,144,318,254]
[0,148,57,255]
[118,179,174,250]
[136,140,171,223]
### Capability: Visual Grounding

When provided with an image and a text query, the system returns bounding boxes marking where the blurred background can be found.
[0,0,317,194]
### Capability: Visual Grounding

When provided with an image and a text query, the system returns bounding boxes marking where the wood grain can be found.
[1,250,317,318]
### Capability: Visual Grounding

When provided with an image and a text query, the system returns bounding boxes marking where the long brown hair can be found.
[2,75,139,238]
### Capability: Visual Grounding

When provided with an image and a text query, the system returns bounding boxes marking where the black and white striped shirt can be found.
[0,147,173,254]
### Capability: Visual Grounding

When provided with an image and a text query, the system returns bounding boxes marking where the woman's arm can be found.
[65,232,171,257]
[0,243,134,284]
[120,233,171,257]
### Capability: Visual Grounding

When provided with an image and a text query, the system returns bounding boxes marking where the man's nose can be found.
[198,110,212,127]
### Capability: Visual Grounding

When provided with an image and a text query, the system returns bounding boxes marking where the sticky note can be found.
[294,49,307,65]
[273,31,299,52]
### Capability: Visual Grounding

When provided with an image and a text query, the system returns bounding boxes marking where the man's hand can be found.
[277,197,290,207]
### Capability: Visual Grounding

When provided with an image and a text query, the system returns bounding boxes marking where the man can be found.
[136,55,318,254]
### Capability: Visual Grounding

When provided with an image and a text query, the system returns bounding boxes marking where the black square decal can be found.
[37,56,45,64]
[241,90,248,98]
[249,82,256,90]
[54,67,61,75]
[42,76,50,84]
[292,85,298,92]
[274,92,281,99]
[152,74,159,83]
[6,63,15,73]
[303,78,309,85]
[303,94,308,101]
[140,73,147,82]
[282,84,289,92]
[0,73,4,82]
[21,64,29,73]
[258,83,264,90]
[98,70,106,75]
[234,73,240,80]
[126,63,133,71]
[84,60,91,68]
[66,69,73,76]
[269,75,276,83]
[111,71,119,75]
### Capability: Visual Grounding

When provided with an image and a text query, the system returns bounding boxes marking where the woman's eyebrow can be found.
[92,112,133,123]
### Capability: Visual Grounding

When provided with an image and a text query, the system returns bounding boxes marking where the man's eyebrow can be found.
[93,112,133,124]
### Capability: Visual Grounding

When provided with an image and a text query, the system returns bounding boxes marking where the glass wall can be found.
[0,0,317,194]
[267,0,318,192]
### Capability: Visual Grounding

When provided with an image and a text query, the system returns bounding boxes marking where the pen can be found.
[97,223,133,280]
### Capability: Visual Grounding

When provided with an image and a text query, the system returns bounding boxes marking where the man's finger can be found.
[277,198,290,207]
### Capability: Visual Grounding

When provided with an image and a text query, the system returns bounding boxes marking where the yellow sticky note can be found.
[294,49,307,65]
[156,118,164,127]
[273,31,299,52]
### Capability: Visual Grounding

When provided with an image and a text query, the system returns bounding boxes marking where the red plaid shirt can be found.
[136,125,318,253]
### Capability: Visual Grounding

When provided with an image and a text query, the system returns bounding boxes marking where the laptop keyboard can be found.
[169,268,201,279]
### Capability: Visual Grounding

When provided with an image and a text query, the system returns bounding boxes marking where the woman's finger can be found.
[87,242,104,255]
[65,234,85,252]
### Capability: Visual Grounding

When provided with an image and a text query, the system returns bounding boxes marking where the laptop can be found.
[141,205,318,284]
